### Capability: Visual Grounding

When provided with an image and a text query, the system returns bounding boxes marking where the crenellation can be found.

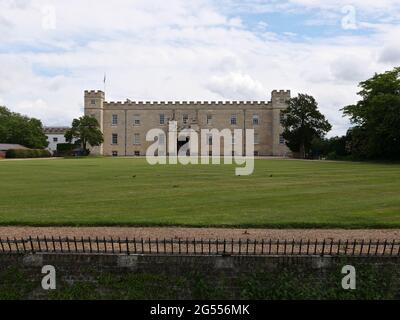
[84,89,291,157]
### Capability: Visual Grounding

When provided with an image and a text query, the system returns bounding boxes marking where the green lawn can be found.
[0,157,399,228]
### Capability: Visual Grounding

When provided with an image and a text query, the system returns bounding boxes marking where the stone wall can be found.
[83,90,291,157]
[0,253,399,299]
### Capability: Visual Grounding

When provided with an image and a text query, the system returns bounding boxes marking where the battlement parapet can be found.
[103,100,270,107]
[84,90,289,107]
[84,90,105,97]
[271,89,291,95]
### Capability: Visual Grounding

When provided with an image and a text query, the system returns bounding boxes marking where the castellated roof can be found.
[43,127,70,134]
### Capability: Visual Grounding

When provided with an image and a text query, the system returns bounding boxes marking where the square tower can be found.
[84,90,105,155]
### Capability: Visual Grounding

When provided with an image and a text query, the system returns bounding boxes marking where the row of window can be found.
[112,151,270,157]
[110,114,262,126]
[111,133,285,145]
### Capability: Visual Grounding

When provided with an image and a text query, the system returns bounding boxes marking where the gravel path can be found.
[0,227,399,240]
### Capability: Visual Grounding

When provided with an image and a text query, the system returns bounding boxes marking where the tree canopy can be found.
[342,67,400,160]
[281,94,332,158]
[0,106,48,149]
[65,116,103,155]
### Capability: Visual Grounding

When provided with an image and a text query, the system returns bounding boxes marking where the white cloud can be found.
[379,45,400,64]
[206,72,266,99]
[0,0,399,137]
[330,55,374,82]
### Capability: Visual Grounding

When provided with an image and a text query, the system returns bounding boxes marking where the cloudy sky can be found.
[0,0,399,136]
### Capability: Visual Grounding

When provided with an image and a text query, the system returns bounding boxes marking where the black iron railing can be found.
[0,237,399,257]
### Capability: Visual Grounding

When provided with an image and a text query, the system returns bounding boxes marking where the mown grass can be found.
[0,157,399,228]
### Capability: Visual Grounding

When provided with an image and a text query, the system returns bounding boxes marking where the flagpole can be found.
[103,73,106,97]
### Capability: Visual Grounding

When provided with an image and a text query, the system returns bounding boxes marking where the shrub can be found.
[56,143,75,157]
[6,149,51,159]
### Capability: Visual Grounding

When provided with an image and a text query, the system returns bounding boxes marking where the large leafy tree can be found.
[0,106,48,149]
[281,94,332,159]
[342,67,400,160]
[65,116,103,155]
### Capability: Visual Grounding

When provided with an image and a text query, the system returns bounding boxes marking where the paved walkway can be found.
[0,227,399,240]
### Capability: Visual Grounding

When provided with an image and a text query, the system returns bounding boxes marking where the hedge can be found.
[55,143,75,156]
[6,149,52,159]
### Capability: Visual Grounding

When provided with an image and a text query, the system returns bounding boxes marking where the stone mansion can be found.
[84,90,291,157]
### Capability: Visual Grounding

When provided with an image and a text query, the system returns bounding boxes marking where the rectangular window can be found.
[207,134,213,146]
[207,114,212,125]
[133,133,141,145]
[112,114,118,126]
[280,111,285,124]
[112,134,118,145]
[91,99,96,105]
[112,151,118,157]
[253,114,259,125]
[53,137,58,142]
[160,114,165,125]
[254,133,260,145]
[133,114,141,126]
[134,151,140,156]
[279,134,285,145]
[231,114,237,125]
[159,134,165,145]
[183,114,188,124]
[254,151,259,156]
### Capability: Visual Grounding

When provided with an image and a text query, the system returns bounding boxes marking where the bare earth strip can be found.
[0,227,399,240]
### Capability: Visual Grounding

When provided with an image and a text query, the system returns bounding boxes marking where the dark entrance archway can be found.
[177,137,190,156]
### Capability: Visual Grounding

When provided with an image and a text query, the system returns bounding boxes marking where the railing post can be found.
[21,237,26,253]
[382,240,388,256]
[0,238,4,253]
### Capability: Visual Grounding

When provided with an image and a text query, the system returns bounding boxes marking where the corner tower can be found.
[84,90,105,155]
[271,90,291,156]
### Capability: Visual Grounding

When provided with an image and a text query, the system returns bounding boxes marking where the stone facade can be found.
[43,127,70,153]
[84,90,291,157]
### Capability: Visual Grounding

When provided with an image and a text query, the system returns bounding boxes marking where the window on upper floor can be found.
[91,99,96,105]
[112,114,118,126]
[53,137,58,142]
[253,114,259,125]
[183,114,189,124]
[207,114,212,125]
[133,114,141,126]
[160,114,165,125]
[231,114,237,125]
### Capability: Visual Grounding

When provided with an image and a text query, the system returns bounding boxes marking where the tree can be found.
[0,106,48,149]
[65,116,103,155]
[281,94,332,159]
[342,67,400,160]
[310,135,351,160]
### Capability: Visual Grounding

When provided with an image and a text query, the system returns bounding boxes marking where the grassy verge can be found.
[0,158,400,228]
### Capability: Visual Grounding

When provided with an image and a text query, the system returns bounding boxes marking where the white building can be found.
[43,127,70,153]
